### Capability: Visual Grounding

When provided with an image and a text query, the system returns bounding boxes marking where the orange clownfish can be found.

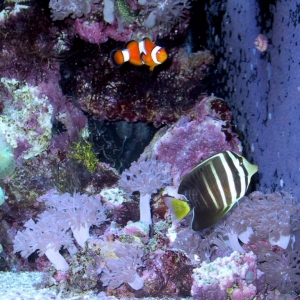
[110,38,168,71]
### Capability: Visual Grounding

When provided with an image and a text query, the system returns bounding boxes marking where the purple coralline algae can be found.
[143,96,241,185]
[142,249,193,297]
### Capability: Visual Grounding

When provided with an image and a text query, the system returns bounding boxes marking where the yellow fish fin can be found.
[164,196,191,223]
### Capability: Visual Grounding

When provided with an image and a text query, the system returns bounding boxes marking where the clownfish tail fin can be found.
[110,49,124,68]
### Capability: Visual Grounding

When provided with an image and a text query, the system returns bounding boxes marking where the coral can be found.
[49,0,100,21]
[13,189,108,271]
[170,190,300,295]
[115,0,137,23]
[100,187,128,205]
[0,135,15,179]
[119,156,172,195]
[38,189,108,248]
[0,187,5,206]
[142,0,191,28]
[191,251,258,300]
[70,140,99,172]
[0,78,53,159]
[224,191,299,250]
[13,212,73,271]
[123,221,150,243]
[256,247,300,294]
[103,0,115,23]
[119,156,172,224]
[101,243,144,290]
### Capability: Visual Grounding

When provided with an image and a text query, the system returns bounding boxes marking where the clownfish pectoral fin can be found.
[140,52,146,64]
[149,65,155,71]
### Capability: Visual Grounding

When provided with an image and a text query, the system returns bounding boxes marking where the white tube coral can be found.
[38,190,108,248]
[118,157,172,224]
[103,0,115,23]
[100,243,144,290]
[13,214,73,271]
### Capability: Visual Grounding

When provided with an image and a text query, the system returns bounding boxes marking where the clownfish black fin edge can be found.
[110,49,123,68]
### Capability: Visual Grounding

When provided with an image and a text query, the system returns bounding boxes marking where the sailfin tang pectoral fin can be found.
[164,196,191,224]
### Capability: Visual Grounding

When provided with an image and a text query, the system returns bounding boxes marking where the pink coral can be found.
[74,16,132,44]
[142,249,193,297]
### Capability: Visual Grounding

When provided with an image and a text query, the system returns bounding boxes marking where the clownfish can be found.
[164,151,258,231]
[110,38,168,71]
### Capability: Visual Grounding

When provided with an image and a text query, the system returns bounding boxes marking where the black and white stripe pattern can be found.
[178,151,256,231]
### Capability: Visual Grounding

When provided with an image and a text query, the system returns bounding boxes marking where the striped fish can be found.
[165,151,258,231]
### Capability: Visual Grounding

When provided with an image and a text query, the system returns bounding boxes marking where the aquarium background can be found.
[0,0,300,299]
[204,0,300,195]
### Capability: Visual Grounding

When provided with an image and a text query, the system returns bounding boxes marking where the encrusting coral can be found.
[0,78,53,159]
[191,251,258,300]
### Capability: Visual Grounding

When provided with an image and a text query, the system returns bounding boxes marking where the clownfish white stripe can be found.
[138,40,147,55]
[122,49,130,63]
[151,46,162,65]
